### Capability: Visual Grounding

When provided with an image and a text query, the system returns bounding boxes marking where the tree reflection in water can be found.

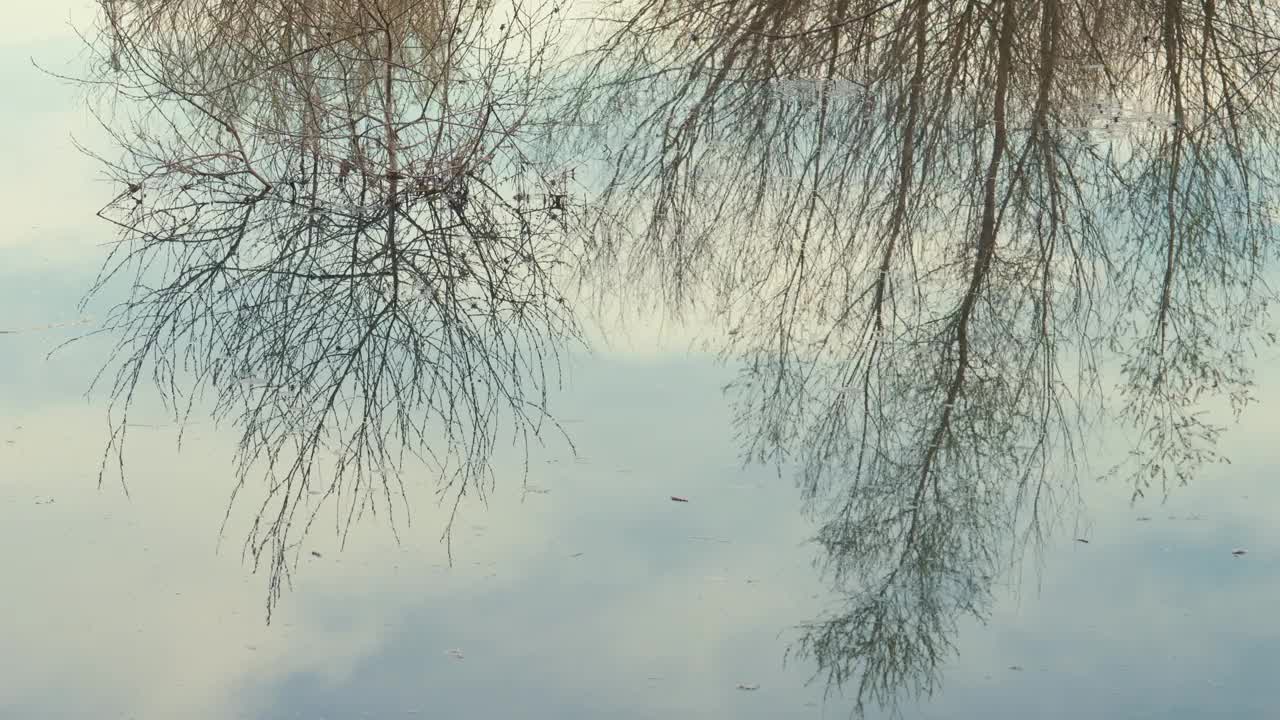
[76,0,1280,712]
[78,0,580,619]
[560,0,1280,713]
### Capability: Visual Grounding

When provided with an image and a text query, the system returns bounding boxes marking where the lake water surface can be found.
[3,3,1279,718]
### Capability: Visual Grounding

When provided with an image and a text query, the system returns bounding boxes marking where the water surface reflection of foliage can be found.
[557,0,1280,713]
[73,0,1280,711]
[79,0,579,619]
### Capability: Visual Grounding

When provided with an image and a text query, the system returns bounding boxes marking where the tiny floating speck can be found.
[1232,548,1248,556]
[446,648,464,660]
[736,683,760,691]
[1075,538,1090,544]
[671,496,689,503]
[310,551,322,558]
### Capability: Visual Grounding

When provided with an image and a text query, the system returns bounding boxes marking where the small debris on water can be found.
[670,496,689,503]
[1136,516,1151,521]
[570,552,584,558]
[1009,665,1023,671]
[446,649,464,660]
[1075,538,1090,544]
[310,551,322,558]
[736,683,760,691]
[1232,548,1248,557]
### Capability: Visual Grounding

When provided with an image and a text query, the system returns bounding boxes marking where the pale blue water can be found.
[3,5,1279,719]
[3,246,1278,718]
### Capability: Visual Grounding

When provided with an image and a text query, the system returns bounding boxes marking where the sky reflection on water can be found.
[2,271,1278,719]
[2,3,1280,718]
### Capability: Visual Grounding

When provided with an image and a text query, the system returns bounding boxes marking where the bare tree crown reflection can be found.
[557,0,1280,714]
[71,0,1280,710]
[79,0,579,619]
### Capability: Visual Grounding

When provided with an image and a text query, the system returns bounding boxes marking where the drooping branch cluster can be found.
[74,0,1280,702]
[557,0,1280,713]
[80,0,579,620]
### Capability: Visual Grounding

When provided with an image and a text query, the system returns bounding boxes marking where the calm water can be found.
[3,4,1280,719]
